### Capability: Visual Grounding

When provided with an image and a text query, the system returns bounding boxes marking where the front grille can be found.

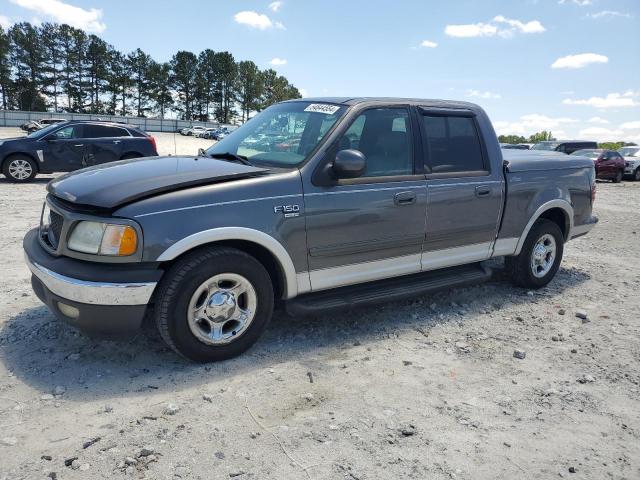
[47,211,64,249]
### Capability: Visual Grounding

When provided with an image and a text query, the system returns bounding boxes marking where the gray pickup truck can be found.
[23,98,598,362]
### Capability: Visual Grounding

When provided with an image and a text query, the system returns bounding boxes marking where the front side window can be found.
[52,126,75,139]
[337,108,413,177]
[206,101,346,167]
[421,114,485,174]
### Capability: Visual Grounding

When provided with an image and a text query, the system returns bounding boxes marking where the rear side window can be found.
[82,125,130,138]
[421,114,485,174]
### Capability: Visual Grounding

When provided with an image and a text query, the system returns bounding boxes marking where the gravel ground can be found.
[0,127,639,479]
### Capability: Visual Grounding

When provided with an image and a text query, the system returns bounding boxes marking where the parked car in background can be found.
[23,97,597,361]
[532,140,597,155]
[20,118,67,133]
[571,149,625,183]
[198,128,216,138]
[500,143,530,150]
[618,146,640,181]
[1,120,158,182]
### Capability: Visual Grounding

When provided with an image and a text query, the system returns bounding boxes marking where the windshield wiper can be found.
[206,152,252,166]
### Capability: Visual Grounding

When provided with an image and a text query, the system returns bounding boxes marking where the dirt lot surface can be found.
[0,127,638,479]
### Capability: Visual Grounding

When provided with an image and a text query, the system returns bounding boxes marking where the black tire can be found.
[506,219,564,289]
[2,155,37,182]
[634,168,640,182]
[613,170,623,183]
[154,246,274,362]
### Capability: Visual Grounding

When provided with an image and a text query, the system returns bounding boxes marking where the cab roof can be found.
[283,96,482,109]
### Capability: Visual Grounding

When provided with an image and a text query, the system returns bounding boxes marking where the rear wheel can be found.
[506,219,564,289]
[155,246,274,362]
[2,155,37,182]
[634,168,640,181]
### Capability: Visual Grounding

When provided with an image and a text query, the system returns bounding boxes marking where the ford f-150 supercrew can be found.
[23,98,598,362]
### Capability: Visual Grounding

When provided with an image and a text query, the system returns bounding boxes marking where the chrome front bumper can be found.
[25,252,156,306]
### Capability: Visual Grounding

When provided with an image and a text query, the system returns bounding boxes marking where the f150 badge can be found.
[274,204,301,218]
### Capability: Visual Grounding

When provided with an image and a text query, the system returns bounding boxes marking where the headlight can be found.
[68,221,138,256]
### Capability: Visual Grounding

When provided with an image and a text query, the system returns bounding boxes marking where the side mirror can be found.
[198,148,206,156]
[332,149,365,179]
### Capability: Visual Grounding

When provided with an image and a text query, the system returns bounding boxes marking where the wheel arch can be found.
[514,200,573,255]
[2,152,40,172]
[156,227,300,299]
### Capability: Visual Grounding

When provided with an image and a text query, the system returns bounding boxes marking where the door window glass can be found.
[82,125,129,138]
[421,115,485,173]
[337,108,412,177]
[52,126,75,139]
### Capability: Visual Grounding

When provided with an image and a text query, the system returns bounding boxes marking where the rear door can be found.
[81,124,130,166]
[42,124,87,171]
[418,108,504,270]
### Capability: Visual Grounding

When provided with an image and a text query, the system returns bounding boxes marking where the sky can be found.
[1,0,639,142]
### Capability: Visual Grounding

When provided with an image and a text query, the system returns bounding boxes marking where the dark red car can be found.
[571,149,625,183]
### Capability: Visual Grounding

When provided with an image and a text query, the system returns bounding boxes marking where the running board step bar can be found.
[285,262,492,316]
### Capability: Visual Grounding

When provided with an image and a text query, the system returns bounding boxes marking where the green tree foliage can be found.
[0,20,301,121]
[528,131,555,143]
[498,134,526,144]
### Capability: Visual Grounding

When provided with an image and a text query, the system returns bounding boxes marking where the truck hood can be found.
[503,150,594,172]
[47,156,269,209]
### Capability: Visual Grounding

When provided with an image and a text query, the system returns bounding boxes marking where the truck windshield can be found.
[531,142,560,151]
[205,101,346,167]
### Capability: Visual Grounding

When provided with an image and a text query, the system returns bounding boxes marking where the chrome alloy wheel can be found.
[187,273,257,345]
[530,233,556,278]
[8,159,33,180]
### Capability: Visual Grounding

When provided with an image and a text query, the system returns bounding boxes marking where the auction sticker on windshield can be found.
[304,104,340,115]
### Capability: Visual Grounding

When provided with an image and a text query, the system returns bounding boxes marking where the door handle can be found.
[73,144,84,147]
[394,191,416,206]
[475,186,491,197]
[113,140,121,144]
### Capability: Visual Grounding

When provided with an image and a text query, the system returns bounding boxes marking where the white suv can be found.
[619,146,640,181]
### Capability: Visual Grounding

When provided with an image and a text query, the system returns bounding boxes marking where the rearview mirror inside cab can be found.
[332,149,365,179]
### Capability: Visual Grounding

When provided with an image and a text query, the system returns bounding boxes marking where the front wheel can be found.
[3,156,37,182]
[154,246,274,362]
[613,170,623,183]
[634,168,640,182]
[506,219,564,289]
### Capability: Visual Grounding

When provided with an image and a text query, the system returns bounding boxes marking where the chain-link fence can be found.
[0,110,236,133]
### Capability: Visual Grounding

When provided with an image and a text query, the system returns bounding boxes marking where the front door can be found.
[418,109,504,269]
[42,124,86,171]
[303,106,427,291]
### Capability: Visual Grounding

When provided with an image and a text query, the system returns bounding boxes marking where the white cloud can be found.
[621,121,640,130]
[563,92,639,108]
[269,1,283,12]
[445,23,497,38]
[493,15,545,34]
[420,40,438,48]
[466,89,501,99]
[0,15,12,29]
[269,57,287,66]
[9,0,106,33]
[551,53,608,69]
[587,10,632,19]
[493,114,577,136]
[445,16,545,38]
[234,10,284,30]
[579,126,623,139]
[588,117,609,124]
[559,0,592,6]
